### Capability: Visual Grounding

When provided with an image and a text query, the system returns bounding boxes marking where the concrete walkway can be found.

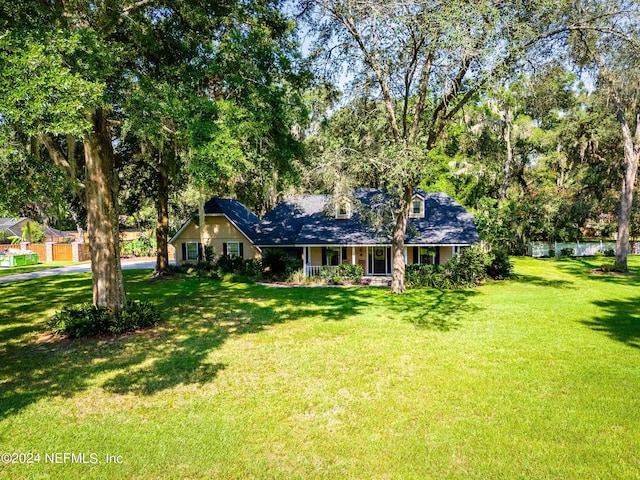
[0,258,159,284]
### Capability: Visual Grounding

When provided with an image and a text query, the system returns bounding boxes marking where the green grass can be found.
[0,261,81,278]
[1,257,639,479]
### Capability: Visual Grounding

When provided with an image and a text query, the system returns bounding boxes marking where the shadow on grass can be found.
[0,270,481,420]
[515,274,575,289]
[0,271,374,419]
[553,257,640,285]
[583,296,640,349]
[387,288,482,331]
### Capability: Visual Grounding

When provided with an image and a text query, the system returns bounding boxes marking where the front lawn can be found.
[1,257,639,479]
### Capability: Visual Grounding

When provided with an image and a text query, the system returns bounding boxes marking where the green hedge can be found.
[48,300,161,338]
[405,246,514,289]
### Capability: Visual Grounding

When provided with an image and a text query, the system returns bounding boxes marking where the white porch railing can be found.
[305,265,338,277]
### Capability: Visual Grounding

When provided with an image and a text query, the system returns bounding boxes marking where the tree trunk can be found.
[390,186,414,293]
[614,107,640,272]
[84,108,126,312]
[155,153,170,275]
[615,147,640,271]
[198,193,207,248]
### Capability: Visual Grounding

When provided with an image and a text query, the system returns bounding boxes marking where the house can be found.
[253,189,479,276]
[170,189,480,276]
[169,197,261,263]
[0,217,73,244]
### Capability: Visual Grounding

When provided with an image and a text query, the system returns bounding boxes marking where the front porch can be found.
[301,245,463,277]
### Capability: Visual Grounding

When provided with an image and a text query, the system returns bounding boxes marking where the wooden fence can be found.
[27,243,47,260]
[19,242,91,262]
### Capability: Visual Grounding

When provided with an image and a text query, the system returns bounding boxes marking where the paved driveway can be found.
[0,258,160,284]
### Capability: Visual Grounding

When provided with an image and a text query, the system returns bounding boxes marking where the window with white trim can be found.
[335,200,351,219]
[227,241,240,258]
[409,197,424,218]
[185,242,199,261]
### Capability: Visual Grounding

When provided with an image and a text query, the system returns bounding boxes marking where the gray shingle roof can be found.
[0,217,72,241]
[202,198,260,241]
[254,189,479,246]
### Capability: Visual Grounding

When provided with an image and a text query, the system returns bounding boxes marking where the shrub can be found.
[204,245,215,263]
[48,301,161,339]
[109,301,162,335]
[603,248,615,257]
[600,262,616,273]
[486,248,515,280]
[261,248,290,276]
[548,249,556,258]
[287,269,306,284]
[284,259,303,277]
[239,258,263,279]
[560,248,575,257]
[405,245,512,289]
[215,254,243,274]
[446,245,488,287]
[337,263,363,283]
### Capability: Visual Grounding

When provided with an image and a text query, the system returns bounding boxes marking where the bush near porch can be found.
[406,246,514,288]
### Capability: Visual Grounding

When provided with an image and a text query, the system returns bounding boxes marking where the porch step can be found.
[363,276,392,287]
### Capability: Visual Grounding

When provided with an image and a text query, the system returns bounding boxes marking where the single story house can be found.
[253,189,479,276]
[170,189,479,277]
[169,197,261,264]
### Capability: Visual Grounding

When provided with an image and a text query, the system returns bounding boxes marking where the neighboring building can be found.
[253,189,479,277]
[169,198,261,264]
[0,217,73,244]
[170,189,480,276]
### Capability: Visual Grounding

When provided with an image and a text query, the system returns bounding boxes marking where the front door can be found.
[373,247,386,275]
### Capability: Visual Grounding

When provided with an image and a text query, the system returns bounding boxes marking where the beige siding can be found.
[173,215,259,264]
[439,246,453,264]
[354,246,367,266]
[309,247,323,266]
[407,247,416,264]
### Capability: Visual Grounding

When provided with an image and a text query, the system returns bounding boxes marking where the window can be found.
[225,241,243,258]
[419,247,436,265]
[326,247,340,266]
[335,200,351,219]
[409,197,424,218]
[185,242,199,261]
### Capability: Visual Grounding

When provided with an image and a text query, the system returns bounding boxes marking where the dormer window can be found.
[335,199,351,219]
[409,196,424,218]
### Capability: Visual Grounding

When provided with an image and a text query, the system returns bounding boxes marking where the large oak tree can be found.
[301,0,631,292]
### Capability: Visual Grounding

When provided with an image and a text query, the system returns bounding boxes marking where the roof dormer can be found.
[409,194,425,218]
[335,198,352,219]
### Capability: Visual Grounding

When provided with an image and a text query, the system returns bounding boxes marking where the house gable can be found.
[169,198,261,264]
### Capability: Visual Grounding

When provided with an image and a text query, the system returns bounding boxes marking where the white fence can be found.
[528,241,616,258]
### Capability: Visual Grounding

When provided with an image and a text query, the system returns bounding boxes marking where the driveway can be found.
[0,258,161,284]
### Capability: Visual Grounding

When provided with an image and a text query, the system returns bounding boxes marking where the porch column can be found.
[452,246,455,257]
[403,247,407,265]
[303,247,307,276]
[351,247,356,265]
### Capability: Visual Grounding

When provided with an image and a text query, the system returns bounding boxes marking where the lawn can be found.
[0,257,639,479]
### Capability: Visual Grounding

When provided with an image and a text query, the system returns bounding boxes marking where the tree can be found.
[1,1,304,307]
[301,0,597,292]
[567,0,640,271]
